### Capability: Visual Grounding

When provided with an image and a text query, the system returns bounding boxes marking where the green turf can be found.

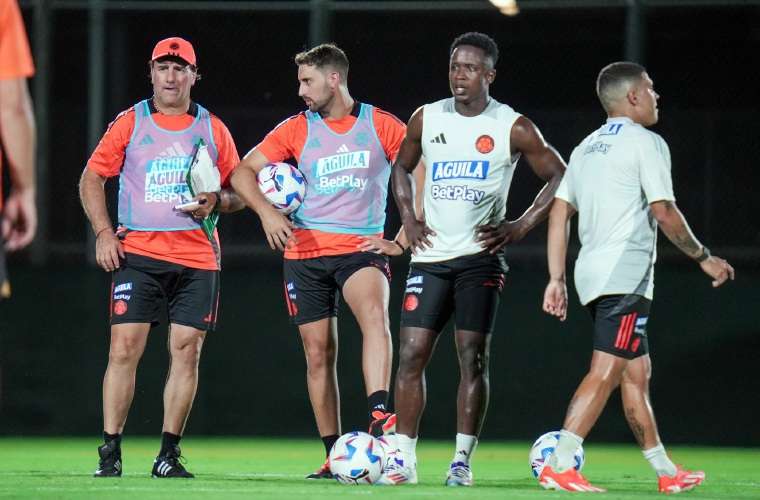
[0,437,757,499]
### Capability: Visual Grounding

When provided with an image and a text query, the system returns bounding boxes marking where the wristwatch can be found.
[696,245,711,263]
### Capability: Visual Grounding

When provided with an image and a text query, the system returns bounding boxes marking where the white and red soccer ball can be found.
[257,162,306,215]
[529,430,585,478]
[328,431,387,485]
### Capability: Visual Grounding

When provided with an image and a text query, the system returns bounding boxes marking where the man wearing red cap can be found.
[80,37,243,478]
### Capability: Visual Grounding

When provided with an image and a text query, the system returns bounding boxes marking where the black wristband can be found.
[696,245,711,263]
[393,241,405,254]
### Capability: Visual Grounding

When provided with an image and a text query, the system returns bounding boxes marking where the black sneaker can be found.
[305,458,333,479]
[94,441,122,477]
[151,444,194,478]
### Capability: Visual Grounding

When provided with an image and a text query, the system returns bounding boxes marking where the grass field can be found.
[0,438,757,499]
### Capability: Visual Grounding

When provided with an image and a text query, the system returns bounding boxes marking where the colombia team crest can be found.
[476,134,494,154]
[403,294,419,312]
[113,300,128,316]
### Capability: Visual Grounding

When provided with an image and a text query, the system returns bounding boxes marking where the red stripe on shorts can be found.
[623,312,638,350]
[614,313,630,349]
[615,313,634,349]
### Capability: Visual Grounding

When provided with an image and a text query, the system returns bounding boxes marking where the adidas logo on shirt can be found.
[139,134,155,146]
[155,141,189,158]
[430,133,447,144]
[336,144,350,153]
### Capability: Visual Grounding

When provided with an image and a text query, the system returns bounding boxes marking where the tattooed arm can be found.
[650,200,735,287]
[650,200,702,257]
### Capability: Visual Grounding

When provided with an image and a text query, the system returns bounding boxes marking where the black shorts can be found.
[282,252,391,325]
[587,294,651,360]
[110,253,220,331]
[400,251,507,334]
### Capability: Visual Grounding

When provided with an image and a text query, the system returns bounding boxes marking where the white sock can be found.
[452,433,478,465]
[396,433,418,468]
[548,429,584,472]
[643,443,677,477]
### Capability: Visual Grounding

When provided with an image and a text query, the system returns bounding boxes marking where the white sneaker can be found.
[375,450,417,485]
[445,461,473,486]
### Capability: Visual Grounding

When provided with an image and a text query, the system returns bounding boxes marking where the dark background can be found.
[1,0,758,446]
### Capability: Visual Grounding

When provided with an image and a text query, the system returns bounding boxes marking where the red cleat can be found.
[369,410,397,437]
[539,465,606,492]
[305,458,333,480]
[658,466,705,494]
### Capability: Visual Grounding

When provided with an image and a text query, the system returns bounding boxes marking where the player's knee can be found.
[622,372,650,391]
[622,360,652,387]
[108,340,143,366]
[171,341,202,366]
[460,357,488,380]
[398,344,429,376]
[458,345,489,377]
[169,331,204,364]
[304,345,336,372]
[357,303,390,331]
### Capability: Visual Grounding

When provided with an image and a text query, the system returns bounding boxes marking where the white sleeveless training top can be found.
[413,97,521,263]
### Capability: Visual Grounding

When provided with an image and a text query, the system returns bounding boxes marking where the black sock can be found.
[159,432,181,456]
[321,434,339,456]
[368,390,389,420]
[103,432,121,446]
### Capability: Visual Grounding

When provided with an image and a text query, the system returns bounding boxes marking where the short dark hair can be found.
[450,32,499,67]
[294,43,349,82]
[596,61,646,111]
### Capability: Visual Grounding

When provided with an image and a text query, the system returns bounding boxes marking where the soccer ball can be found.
[257,162,306,215]
[529,430,585,478]
[328,431,385,484]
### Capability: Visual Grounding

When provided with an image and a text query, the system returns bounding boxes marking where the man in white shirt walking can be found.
[540,61,734,494]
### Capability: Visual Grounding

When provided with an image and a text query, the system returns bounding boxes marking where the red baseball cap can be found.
[151,37,196,66]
